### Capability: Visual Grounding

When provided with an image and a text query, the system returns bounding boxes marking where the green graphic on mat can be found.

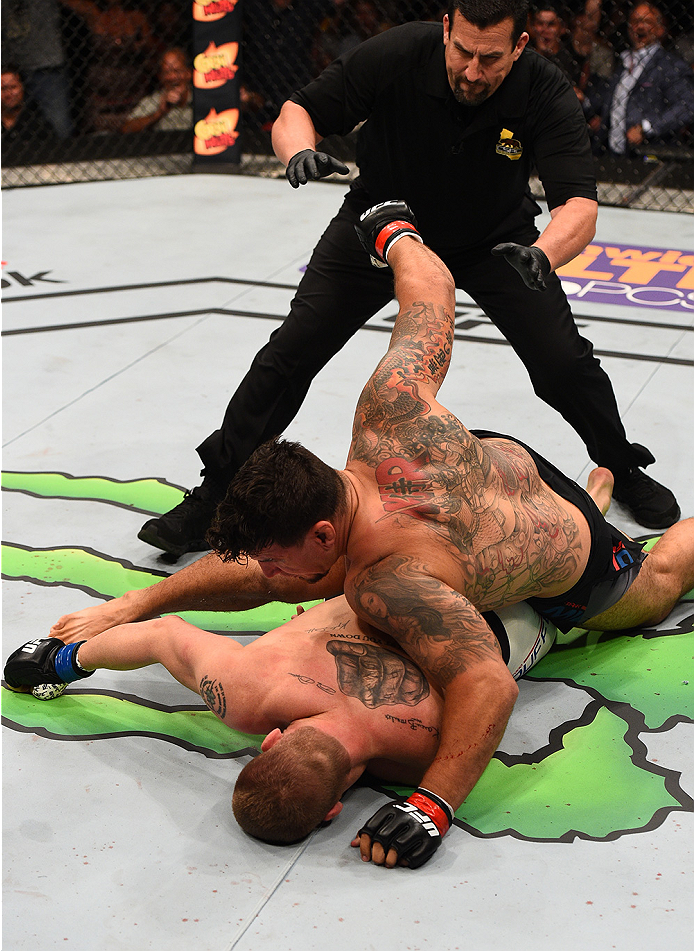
[3,470,694,841]
[2,470,184,515]
[385,706,681,840]
[2,688,263,757]
[527,628,694,728]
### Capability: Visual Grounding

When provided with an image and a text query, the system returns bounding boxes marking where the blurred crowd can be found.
[3,0,694,162]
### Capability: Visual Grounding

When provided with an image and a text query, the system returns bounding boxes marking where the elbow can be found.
[493,665,519,711]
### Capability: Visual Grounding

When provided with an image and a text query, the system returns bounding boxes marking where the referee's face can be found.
[443,11,528,106]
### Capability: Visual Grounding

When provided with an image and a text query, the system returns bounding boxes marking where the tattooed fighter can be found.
[6,596,507,844]
[191,201,694,870]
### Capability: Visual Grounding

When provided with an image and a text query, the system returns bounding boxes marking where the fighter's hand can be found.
[491,242,551,292]
[355,200,423,268]
[285,149,349,188]
[351,789,453,869]
[3,638,93,690]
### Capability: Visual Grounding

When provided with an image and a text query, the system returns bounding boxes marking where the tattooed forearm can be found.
[199,675,227,719]
[347,557,503,688]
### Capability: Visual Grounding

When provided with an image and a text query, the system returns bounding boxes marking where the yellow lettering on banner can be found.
[557,245,613,280]
[608,259,686,284]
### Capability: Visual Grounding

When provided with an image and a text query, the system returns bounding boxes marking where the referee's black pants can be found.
[197,190,654,482]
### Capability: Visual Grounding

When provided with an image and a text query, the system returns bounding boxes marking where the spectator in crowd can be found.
[121,46,191,133]
[149,0,190,59]
[528,3,569,69]
[242,0,335,123]
[58,0,156,132]
[568,8,614,90]
[1,0,73,138]
[673,28,694,70]
[1,63,58,160]
[314,0,391,73]
[586,2,694,154]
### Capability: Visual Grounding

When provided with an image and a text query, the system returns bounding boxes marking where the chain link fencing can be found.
[2,1,693,212]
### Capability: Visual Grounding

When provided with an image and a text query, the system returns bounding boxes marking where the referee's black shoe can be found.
[138,482,222,559]
[612,468,680,529]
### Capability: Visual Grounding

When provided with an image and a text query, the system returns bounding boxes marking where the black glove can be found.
[356,788,453,869]
[4,637,93,689]
[491,242,551,291]
[285,149,349,188]
[355,200,423,268]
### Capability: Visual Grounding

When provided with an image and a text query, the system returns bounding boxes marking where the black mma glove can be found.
[285,149,349,188]
[355,200,423,269]
[357,787,454,869]
[4,637,94,689]
[491,242,551,292]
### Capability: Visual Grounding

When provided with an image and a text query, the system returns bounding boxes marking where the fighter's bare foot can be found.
[50,600,131,643]
[586,467,614,516]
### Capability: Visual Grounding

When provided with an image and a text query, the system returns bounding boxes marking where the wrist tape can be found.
[54,641,92,682]
[409,787,455,836]
[374,221,423,263]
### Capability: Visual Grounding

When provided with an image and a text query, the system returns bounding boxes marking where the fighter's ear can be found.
[323,801,344,823]
[260,728,282,752]
[312,521,336,548]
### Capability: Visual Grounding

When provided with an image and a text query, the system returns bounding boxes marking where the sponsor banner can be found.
[192,0,241,166]
[557,242,694,311]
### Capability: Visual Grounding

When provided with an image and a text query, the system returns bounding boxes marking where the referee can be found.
[139,0,680,559]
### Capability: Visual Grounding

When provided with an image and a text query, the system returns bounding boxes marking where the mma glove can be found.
[491,242,551,292]
[285,149,349,188]
[4,637,93,689]
[357,787,454,869]
[355,200,423,269]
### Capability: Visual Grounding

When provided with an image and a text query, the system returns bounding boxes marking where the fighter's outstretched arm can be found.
[74,616,240,696]
[51,553,346,644]
[4,615,241,703]
[349,228,457,458]
[346,556,519,869]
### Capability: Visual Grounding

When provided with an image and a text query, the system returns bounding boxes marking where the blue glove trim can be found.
[54,644,84,683]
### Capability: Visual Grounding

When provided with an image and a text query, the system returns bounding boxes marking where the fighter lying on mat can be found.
[19,203,694,870]
[4,596,556,856]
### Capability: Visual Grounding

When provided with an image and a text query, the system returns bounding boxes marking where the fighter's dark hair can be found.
[206,437,346,561]
[447,0,530,45]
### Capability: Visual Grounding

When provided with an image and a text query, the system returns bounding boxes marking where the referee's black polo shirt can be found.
[290,22,597,254]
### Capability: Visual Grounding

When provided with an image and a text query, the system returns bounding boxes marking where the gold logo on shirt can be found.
[496,127,522,160]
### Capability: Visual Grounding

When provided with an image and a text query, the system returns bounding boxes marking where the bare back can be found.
[205,598,444,781]
[342,275,593,614]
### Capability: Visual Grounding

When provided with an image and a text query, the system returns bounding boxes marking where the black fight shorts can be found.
[472,430,647,634]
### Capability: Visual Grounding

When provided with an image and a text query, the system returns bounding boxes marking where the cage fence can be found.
[1,0,693,212]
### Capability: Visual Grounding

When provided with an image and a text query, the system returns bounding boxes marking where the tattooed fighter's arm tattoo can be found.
[346,555,520,808]
[351,300,454,452]
[347,555,503,689]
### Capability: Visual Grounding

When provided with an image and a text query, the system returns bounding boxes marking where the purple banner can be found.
[557,242,694,312]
